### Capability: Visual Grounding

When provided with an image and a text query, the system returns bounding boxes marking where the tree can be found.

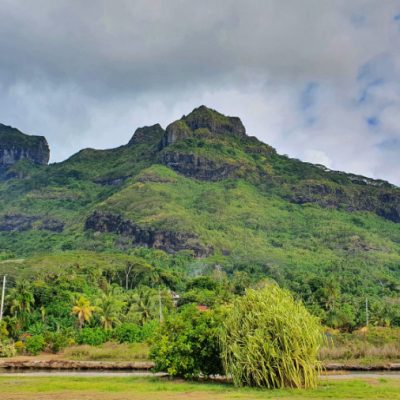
[318,277,341,312]
[150,304,223,378]
[97,291,125,330]
[121,260,154,290]
[72,296,96,329]
[126,287,157,325]
[221,284,323,389]
[7,280,34,317]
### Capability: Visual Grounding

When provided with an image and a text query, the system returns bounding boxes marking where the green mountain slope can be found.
[0,106,399,326]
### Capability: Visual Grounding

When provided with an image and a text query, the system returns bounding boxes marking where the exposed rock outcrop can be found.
[287,181,400,223]
[183,105,246,137]
[94,176,128,186]
[85,211,211,256]
[0,123,50,168]
[0,214,64,232]
[128,124,165,146]
[0,214,38,231]
[161,120,192,148]
[160,151,238,181]
[157,106,249,180]
[161,105,246,147]
[39,218,65,232]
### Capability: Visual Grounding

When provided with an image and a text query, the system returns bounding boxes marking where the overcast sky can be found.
[0,0,399,185]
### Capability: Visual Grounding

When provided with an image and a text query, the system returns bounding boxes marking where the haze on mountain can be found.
[0,1,399,185]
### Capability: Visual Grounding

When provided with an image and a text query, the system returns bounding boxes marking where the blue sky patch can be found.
[366,116,379,127]
[357,79,384,104]
[351,14,366,28]
[300,82,318,111]
[377,138,400,151]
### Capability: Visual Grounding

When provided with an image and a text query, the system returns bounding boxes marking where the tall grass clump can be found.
[221,284,323,389]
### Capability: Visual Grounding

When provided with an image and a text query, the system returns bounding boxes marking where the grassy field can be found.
[1,376,400,400]
[61,342,150,361]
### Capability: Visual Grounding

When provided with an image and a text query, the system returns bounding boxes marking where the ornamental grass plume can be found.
[221,284,323,389]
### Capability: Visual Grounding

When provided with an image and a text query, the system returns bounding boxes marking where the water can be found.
[322,371,400,380]
[1,369,399,380]
[0,369,168,377]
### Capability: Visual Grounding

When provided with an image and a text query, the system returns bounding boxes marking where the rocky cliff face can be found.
[85,211,211,256]
[128,124,165,146]
[0,214,64,232]
[160,151,239,181]
[287,180,400,223]
[0,124,50,168]
[183,105,246,137]
[158,106,248,180]
[160,105,247,147]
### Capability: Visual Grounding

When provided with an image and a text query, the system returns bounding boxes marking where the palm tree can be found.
[127,287,157,325]
[72,296,96,329]
[7,280,35,317]
[322,278,341,312]
[97,291,125,330]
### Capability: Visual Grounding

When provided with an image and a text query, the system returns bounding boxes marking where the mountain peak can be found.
[163,106,247,147]
[128,123,164,146]
[0,123,50,167]
[183,105,246,136]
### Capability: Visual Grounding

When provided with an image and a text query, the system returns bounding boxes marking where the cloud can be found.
[0,0,399,184]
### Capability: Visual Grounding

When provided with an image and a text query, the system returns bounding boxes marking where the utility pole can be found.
[0,275,6,322]
[365,297,369,327]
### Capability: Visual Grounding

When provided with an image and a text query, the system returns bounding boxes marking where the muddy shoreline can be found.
[1,359,400,372]
[0,359,154,371]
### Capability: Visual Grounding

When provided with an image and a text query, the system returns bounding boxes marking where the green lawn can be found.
[1,376,400,399]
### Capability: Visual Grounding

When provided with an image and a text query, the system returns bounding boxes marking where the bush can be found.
[113,321,158,344]
[77,328,109,346]
[141,320,158,341]
[221,285,323,389]
[14,340,25,354]
[114,323,142,343]
[27,322,47,336]
[25,335,45,355]
[150,305,223,378]
[45,332,70,353]
[0,320,9,339]
[0,340,16,357]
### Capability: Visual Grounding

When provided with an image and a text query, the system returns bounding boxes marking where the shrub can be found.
[27,322,47,336]
[77,327,108,346]
[221,285,323,389]
[150,305,223,378]
[0,320,9,339]
[0,340,16,357]
[141,320,158,341]
[114,323,142,343]
[113,321,159,344]
[14,340,25,354]
[25,335,45,355]
[45,332,69,353]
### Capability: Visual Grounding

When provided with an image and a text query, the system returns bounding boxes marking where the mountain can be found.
[0,106,399,324]
[0,123,49,178]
